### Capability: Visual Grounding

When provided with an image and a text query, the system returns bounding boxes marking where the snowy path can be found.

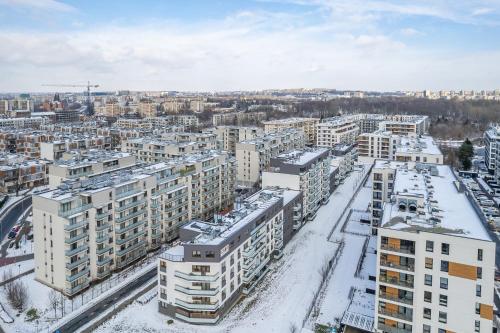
[95,166,371,333]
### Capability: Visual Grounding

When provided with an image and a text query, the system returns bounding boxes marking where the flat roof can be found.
[380,162,491,241]
[396,135,442,155]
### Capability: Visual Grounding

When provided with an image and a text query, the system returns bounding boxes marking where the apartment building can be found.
[330,143,357,181]
[40,135,112,161]
[122,137,205,163]
[212,112,266,126]
[358,131,443,165]
[162,132,218,151]
[316,118,360,147]
[263,117,320,145]
[33,151,236,296]
[209,126,264,153]
[0,117,46,129]
[373,161,495,333]
[157,188,303,324]
[235,129,306,187]
[379,115,429,136]
[0,153,48,193]
[48,150,136,188]
[484,124,500,173]
[139,101,158,118]
[262,148,330,222]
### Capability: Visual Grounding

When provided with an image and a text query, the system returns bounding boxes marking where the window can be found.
[423,325,431,333]
[423,308,431,319]
[440,260,449,272]
[441,243,449,255]
[424,291,432,303]
[476,285,482,297]
[205,251,215,258]
[425,257,433,269]
[192,250,201,258]
[438,329,446,333]
[478,249,483,261]
[439,294,448,307]
[475,320,480,332]
[440,277,448,289]
[426,240,434,252]
[425,274,432,286]
[438,311,447,323]
[477,267,482,279]
[475,302,480,314]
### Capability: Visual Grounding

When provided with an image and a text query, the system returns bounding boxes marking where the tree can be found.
[5,280,28,312]
[458,138,474,170]
[48,290,60,318]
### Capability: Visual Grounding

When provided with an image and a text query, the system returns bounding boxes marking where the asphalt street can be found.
[0,196,32,244]
[53,267,157,333]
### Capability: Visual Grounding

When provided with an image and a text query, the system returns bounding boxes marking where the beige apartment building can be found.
[263,117,320,145]
[235,129,306,187]
[358,131,443,165]
[209,126,264,153]
[138,101,158,118]
[372,161,495,333]
[40,135,112,161]
[33,151,236,296]
[316,118,360,147]
[0,153,48,193]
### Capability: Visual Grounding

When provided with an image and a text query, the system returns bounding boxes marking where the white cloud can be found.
[0,0,75,12]
[400,28,423,36]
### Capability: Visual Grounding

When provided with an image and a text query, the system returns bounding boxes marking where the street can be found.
[0,196,31,244]
[53,267,157,333]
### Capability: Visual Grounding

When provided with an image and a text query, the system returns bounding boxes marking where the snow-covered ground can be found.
[0,258,34,279]
[5,235,33,258]
[94,164,373,333]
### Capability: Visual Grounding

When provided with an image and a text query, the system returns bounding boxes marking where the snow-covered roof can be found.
[380,162,491,241]
[396,135,442,155]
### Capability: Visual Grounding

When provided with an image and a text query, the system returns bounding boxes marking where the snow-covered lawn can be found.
[0,259,34,280]
[95,164,373,333]
[5,235,34,258]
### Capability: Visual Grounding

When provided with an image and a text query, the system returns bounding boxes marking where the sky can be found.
[0,0,499,92]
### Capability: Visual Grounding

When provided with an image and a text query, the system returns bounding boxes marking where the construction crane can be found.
[42,81,99,115]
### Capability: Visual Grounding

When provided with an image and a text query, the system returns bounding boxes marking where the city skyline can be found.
[0,0,500,92]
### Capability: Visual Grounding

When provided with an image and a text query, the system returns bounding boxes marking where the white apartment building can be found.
[262,148,330,222]
[372,161,495,333]
[33,151,236,296]
[48,150,136,188]
[484,124,500,173]
[122,137,205,163]
[0,116,46,129]
[379,115,429,136]
[161,132,218,151]
[316,118,360,147]
[209,126,264,153]
[40,135,112,161]
[157,188,303,324]
[235,129,306,187]
[263,117,320,145]
[358,131,443,165]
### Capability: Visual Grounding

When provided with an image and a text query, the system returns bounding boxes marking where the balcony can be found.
[116,240,146,257]
[381,244,415,255]
[175,298,219,311]
[65,281,90,296]
[65,232,88,244]
[175,285,220,296]
[379,276,414,289]
[96,245,111,255]
[175,312,219,324]
[64,219,88,231]
[65,244,88,257]
[380,260,414,272]
[115,210,146,224]
[96,222,110,231]
[379,292,413,305]
[115,198,146,212]
[96,211,112,220]
[378,308,412,322]
[115,219,145,234]
[115,188,142,200]
[377,323,412,333]
[66,267,89,282]
[174,271,220,282]
[116,230,145,245]
[66,256,88,270]
[97,256,112,266]
[59,204,92,218]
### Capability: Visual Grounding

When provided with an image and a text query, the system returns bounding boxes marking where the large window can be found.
[426,240,434,252]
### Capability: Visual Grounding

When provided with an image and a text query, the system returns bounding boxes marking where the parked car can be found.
[7,225,20,239]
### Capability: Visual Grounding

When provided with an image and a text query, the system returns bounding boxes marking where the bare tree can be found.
[48,290,60,318]
[5,280,28,311]
[289,323,298,333]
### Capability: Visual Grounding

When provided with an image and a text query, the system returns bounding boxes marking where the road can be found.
[0,196,31,244]
[53,267,157,333]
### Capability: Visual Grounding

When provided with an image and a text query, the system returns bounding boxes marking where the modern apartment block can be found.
[316,117,360,147]
[209,126,264,153]
[122,137,207,162]
[40,135,112,161]
[330,143,357,181]
[0,130,55,158]
[157,188,303,324]
[373,161,495,333]
[263,117,320,145]
[262,148,330,222]
[0,153,48,193]
[379,115,429,136]
[235,129,306,187]
[358,131,443,165]
[138,100,158,118]
[48,150,136,188]
[484,124,500,173]
[0,116,47,129]
[161,132,218,151]
[33,151,236,296]
[212,111,266,126]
